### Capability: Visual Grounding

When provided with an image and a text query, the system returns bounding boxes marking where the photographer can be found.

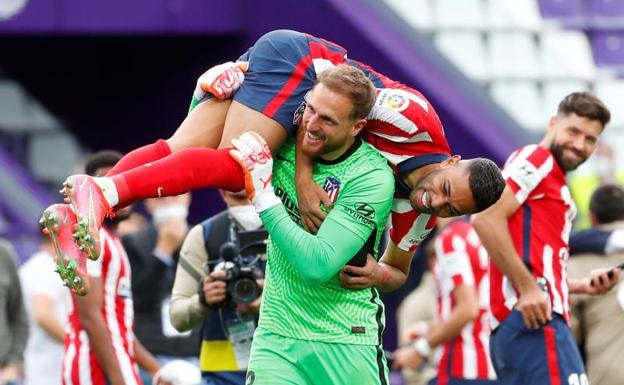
[170,190,265,385]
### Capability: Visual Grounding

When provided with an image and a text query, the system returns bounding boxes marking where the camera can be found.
[211,230,267,307]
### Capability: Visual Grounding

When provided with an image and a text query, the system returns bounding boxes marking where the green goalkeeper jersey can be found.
[258,138,394,346]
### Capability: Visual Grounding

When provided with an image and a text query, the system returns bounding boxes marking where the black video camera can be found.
[211,230,267,307]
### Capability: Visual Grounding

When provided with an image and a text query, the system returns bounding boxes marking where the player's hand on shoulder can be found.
[297,181,332,234]
[516,284,551,329]
[339,254,383,290]
[196,61,248,100]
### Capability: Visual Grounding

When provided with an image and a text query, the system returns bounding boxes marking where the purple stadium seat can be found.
[590,31,624,76]
[587,0,624,29]
[538,0,586,27]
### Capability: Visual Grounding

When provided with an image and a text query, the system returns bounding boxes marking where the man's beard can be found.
[300,141,324,158]
[549,142,586,172]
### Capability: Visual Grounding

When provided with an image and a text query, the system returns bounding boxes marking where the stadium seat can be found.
[0,80,62,132]
[595,80,624,128]
[590,31,624,76]
[537,0,586,28]
[489,80,545,130]
[587,0,624,29]
[434,0,487,30]
[28,131,83,184]
[489,31,541,80]
[433,31,490,81]
[0,81,29,131]
[541,30,597,80]
[29,101,62,132]
[383,0,434,31]
[542,80,591,118]
[486,0,543,31]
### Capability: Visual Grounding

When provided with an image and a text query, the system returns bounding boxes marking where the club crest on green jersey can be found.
[323,177,341,203]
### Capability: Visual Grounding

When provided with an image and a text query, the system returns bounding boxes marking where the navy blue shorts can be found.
[490,310,587,385]
[201,29,347,137]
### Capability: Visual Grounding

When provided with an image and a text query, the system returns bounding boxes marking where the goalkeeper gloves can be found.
[194,61,248,101]
[230,132,281,213]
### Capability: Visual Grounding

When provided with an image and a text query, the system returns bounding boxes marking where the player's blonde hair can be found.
[316,64,376,121]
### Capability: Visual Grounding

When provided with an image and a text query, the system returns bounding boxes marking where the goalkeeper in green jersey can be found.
[229,65,394,385]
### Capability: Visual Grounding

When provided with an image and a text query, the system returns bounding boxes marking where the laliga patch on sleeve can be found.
[503,158,540,193]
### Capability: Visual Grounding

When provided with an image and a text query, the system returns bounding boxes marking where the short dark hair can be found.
[84,150,123,176]
[466,158,505,212]
[316,64,377,121]
[589,183,624,224]
[558,92,610,128]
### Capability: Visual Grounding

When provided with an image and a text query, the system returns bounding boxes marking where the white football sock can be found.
[94,177,119,208]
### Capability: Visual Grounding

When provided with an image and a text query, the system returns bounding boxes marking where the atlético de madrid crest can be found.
[323,177,341,203]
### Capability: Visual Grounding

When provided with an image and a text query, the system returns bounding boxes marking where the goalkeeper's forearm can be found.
[261,205,367,285]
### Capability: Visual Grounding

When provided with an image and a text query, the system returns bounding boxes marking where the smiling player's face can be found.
[547,113,603,172]
[409,161,477,218]
[300,84,366,160]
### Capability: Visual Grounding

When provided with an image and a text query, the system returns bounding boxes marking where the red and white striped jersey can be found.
[63,227,141,385]
[490,144,575,329]
[350,60,451,252]
[290,34,453,252]
[434,220,496,383]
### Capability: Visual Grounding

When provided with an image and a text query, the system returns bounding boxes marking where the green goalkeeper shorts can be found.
[245,328,389,385]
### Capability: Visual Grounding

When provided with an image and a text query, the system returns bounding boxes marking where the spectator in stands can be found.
[60,150,160,385]
[18,231,67,385]
[117,212,148,238]
[395,236,438,385]
[170,189,265,385]
[122,193,199,384]
[394,218,499,384]
[0,239,28,385]
[568,183,624,385]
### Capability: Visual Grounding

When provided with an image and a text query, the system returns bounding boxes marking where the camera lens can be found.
[230,277,260,304]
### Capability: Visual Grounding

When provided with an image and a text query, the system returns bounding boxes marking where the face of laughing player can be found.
[407,158,478,218]
[299,83,368,161]
[299,81,480,218]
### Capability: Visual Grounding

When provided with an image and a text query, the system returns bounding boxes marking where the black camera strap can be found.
[201,211,232,263]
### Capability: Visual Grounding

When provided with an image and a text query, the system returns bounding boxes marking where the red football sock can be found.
[110,148,245,208]
[105,139,172,176]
